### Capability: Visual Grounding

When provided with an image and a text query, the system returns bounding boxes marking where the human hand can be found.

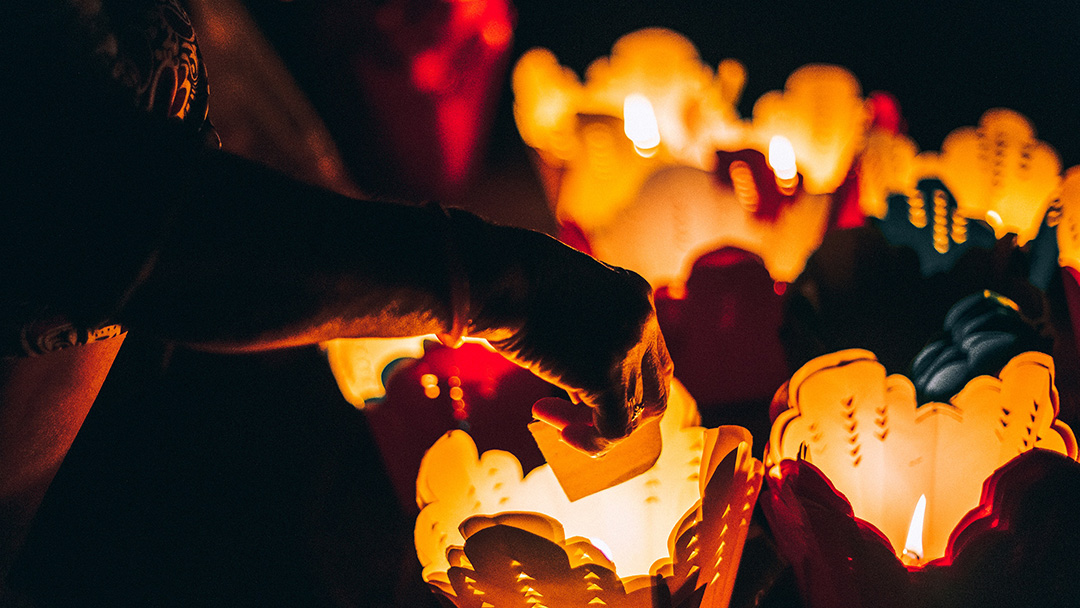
[466,226,673,455]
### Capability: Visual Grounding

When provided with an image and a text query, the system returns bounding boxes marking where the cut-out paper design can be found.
[768,349,1077,563]
[415,381,764,607]
[925,109,1061,246]
[865,109,1062,250]
[584,165,832,286]
[871,178,998,276]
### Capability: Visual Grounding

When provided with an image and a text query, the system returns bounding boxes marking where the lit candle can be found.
[901,494,926,566]
[623,93,661,156]
[768,135,798,195]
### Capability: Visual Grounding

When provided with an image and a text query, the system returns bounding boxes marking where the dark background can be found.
[10,1,1080,606]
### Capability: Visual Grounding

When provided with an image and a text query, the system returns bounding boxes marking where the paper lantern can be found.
[768,349,1077,564]
[324,338,556,511]
[760,450,1080,608]
[414,382,764,607]
[323,335,494,406]
[862,109,1062,251]
[653,247,789,418]
[750,65,870,195]
[512,28,872,288]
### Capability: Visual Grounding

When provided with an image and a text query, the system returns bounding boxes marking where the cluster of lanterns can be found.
[325,27,1080,608]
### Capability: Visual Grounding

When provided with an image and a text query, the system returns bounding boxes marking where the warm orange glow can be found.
[769,350,1077,563]
[322,336,493,406]
[414,381,764,606]
[860,110,1063,244]
[752,64,869,194]
[511,29,748,230]
[902,494,926,566]
[583,165,832,287]
[512,31,870,290]
[1055,166,1080,273]
[623,94,661,154]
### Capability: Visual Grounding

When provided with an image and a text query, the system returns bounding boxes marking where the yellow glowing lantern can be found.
[585,160,832,286]
[323,336,493,406]
[768,349,1077,564]
[930,109,1061,245]
[751,64,871,194]
[875,109,1062,247]
[513,31,872,289]
[858,128,919,220]
[511,28,746,231]
[415,381,764,607]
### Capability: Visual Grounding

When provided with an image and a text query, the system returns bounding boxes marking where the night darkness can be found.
[8,1,1080,606]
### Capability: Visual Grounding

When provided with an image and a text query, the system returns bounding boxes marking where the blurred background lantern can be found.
[511,30,871,289]
[414,381,764,607]
[863,108,1063,281]
[327,338,559,512]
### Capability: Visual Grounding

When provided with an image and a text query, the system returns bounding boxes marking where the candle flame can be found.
[902,494,926,565]
[623,94,661,154]
[768,135,798,180]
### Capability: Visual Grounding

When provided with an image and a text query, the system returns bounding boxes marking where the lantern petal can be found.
[769,345,1076,565]
[414,381,763,607]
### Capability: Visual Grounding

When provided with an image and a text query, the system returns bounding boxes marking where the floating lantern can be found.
[767,349,1077,563]
[324,338,557,511]
[653,247,790,417]
[323,335,494,406]
[512,29,871,289]
[862,109,1063,271]
[750,65,870,195]
[761,449,1080,608]
[414,382,764,607]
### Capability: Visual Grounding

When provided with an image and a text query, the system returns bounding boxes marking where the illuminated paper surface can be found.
[415,382,763,607]
[769,349,1077,562]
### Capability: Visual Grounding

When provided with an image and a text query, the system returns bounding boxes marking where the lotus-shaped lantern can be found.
[768,349,1077,563]
[414,382,764,607]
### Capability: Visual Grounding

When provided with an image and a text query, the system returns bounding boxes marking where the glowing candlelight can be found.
[768,135,798,194]
[623,93,661,156]
[414,382,765,607]
[768,349,1077,563]
[901,494,926,566]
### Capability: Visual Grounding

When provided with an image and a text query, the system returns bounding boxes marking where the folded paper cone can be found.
[529,415,662,501]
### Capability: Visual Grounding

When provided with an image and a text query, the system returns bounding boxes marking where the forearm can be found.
[120,150,466,351]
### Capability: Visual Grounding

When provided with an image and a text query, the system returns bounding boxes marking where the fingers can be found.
[639,321,673,421]
[532,397,590,430]
[532,397,611,454]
